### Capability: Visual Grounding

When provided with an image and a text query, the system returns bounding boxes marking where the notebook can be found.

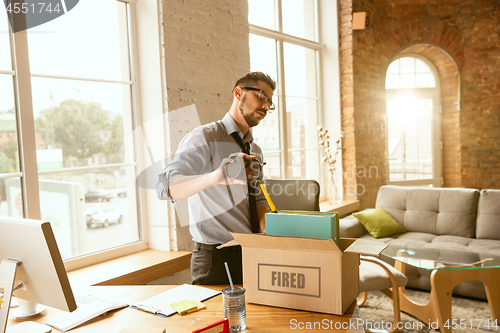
[130,284,221,317]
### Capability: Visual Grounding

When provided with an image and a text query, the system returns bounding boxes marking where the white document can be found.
[46,301,115,332]
[130,284,221,317]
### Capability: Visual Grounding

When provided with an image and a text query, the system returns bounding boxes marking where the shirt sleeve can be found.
[156,127,211,203]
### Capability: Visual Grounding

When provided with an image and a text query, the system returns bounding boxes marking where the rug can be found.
[358,289,497,332]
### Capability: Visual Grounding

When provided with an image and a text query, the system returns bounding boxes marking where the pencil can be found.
[260,184,277,213]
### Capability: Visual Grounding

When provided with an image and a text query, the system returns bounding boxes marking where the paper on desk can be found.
[130,284,221,317]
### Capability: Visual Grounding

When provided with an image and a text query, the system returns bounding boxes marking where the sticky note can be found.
[186,300,206,314]
[170,299,197,315]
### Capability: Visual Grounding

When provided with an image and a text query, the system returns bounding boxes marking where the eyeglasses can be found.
[240,87,275,112]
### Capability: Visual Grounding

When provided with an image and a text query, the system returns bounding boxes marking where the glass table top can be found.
[381,245,500,271]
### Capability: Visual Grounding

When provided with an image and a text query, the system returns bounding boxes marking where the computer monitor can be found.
[0,217,77,333]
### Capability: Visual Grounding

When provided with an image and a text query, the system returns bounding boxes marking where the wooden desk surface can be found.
[7,285,364,333]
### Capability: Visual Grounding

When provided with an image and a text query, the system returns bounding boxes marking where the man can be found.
[157,72,275,285]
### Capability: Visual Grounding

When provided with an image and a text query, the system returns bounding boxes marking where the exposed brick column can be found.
[339,0,358,201]
[459,1,500,189]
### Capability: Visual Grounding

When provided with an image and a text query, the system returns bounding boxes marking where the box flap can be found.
[342,238,388,256]
[217,239,240,249]
[231,232,341,252]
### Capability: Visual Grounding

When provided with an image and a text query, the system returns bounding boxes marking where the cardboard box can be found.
[265,211,339,244]
[227,233,387,315]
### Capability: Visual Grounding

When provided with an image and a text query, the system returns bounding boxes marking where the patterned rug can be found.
[358,289,497,333]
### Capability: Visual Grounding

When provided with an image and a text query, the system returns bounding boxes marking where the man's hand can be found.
[168,152,254,200]
[211,152,256,186]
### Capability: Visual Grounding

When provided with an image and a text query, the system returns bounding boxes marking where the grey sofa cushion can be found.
[360,232,437,247]
[375,186,479,238]
[339,213,369,238]
[476,189,500,240]
[435,189,480,237]
[359,232,500,257]
[375,186,409,224]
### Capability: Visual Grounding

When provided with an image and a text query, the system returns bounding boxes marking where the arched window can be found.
[385,56,442,186]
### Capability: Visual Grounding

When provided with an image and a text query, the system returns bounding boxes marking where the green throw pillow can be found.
[353,208,406,238]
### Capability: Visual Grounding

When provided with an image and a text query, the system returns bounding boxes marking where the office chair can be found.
[263,179,320,211]
[358,256,408,333]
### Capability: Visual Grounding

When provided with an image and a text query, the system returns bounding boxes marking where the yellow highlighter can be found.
[260,184,277,213]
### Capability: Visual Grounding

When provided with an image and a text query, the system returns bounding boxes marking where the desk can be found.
[7,286,364,333]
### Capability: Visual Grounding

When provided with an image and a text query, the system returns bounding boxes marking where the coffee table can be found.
[381,246,500,333]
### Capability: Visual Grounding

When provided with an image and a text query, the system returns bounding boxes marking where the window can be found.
[0,0,146,263]
[385,56,442,186]
[248,0,322,189]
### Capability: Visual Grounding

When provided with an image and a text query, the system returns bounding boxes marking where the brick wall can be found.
[339,0,500,208]
[160,0,251,250]
[339,0,357,200]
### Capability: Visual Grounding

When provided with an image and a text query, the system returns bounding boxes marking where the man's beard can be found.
[242,112,259,128]
[239,95,260,128]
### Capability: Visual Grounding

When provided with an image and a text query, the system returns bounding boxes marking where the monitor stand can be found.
[0,259,51,333]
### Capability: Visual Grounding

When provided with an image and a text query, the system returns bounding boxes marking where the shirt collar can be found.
[222,113,254,143]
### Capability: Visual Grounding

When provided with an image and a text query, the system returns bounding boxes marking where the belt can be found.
[194,242,242,252]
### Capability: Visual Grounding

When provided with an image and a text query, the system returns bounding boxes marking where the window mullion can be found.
[125,1,148,244]
[12,29,41,219]
[249,25,324,50]
[276,0,283,33]
[277,38,288,178]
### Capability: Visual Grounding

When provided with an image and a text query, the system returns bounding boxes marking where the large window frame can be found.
[385,55,443,187]
[249,0,328,196]
[1,0,165,270]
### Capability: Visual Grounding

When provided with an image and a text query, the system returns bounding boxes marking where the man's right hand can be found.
[168,152,252,200]
[211,152,254,186]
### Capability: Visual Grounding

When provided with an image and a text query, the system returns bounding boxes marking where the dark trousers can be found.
[191,242,243,285]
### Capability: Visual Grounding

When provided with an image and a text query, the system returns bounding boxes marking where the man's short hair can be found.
[233,72,276,92]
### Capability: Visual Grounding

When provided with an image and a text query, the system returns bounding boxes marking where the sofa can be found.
[340,185,500,300]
